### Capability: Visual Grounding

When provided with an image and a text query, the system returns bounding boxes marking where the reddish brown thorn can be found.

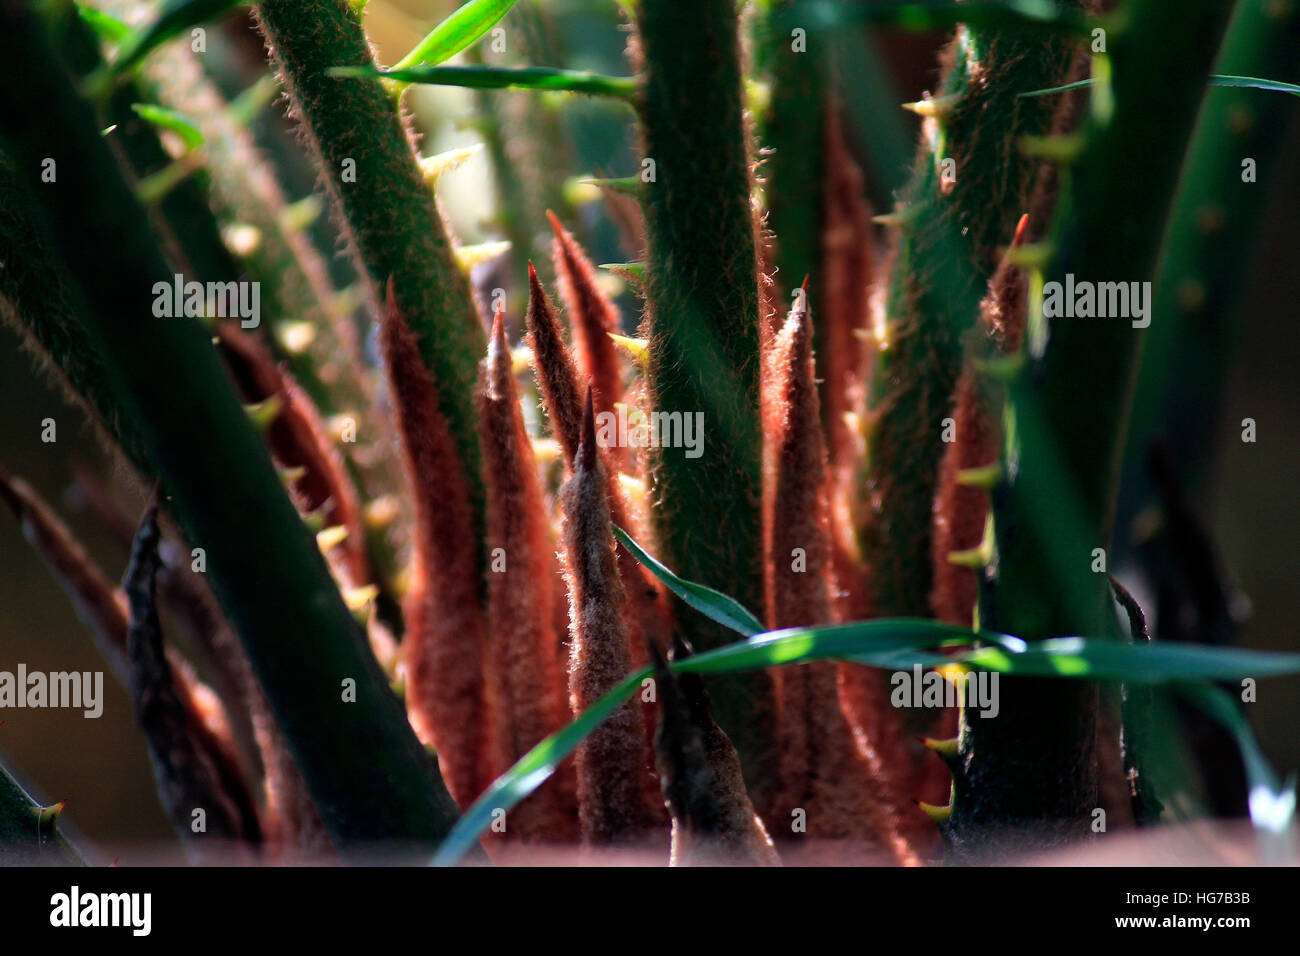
[547,212,625,419]
[380,278,490,806]
[476,311,577,842]
[525,263,586,466]
[560,396,661,848]
[763,290,833,631]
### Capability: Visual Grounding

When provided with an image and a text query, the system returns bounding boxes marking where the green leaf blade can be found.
[612,526,766,636]
[392,0,519,73]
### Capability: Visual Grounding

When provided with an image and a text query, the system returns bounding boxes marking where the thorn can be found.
[608,332,648,366]
[872,201,929,231]
[316,525,349,553]
[972,350,1026,382]
[901,93,960,118]
[598,262,646,284]
[954,462,1002,489]
[1017,132,1085,162]
[363,495,399,530]
[1005,242,1052,270]
[454,241,511,274]
[279,195,323,234]
[418,143,482,184]
[579,175,642,198]
[32,801,66,826]
[917,800,952,826]
[243,394,282,431]
[922,736,959,758]
[343,584,379,614]
[277,464,308,485]
[947,513,995,569]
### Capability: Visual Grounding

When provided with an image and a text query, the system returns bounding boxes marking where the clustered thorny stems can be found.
[0,0,1291,865]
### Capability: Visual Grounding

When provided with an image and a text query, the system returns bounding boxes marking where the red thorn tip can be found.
[491,300,506,342]
[545,209,564,234]
[1012,213,1030,246]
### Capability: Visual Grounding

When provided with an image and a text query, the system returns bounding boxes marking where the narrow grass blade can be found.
[613,525,765,637]
[787,0,1095,35]
[1021,74,1300,98]
[1180,685,1295,839]
[1209,74,1300,96]
[955,638,1300,682]
[392,0,519,73]
[111,0,245,79]
[432,668,649,866]
[76,2,131,43]
[332,64,637,100]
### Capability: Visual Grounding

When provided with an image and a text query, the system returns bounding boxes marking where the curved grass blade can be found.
[1180,685,1295,841]
[331,64,637,100]
[1020,74,1300,98]
[432,617,979,864]
[1209,74,1300,96]
[110,0,245,79]
[75,2,131,43]
[955,637,1300,682]
[130,102,203,150]
[786,0,1096,35]
[431,667,650,866]
[613,525,765,637]
[432,611,1300,862]
[392,0,519,73]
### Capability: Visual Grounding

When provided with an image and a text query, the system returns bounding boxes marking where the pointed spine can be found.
[561,394,661,846]
[379,280,490,806]
[763,296,927,864]
[548,211,625,420]
[476,306,577,841]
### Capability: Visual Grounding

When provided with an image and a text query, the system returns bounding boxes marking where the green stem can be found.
[634,0,775,808]
[0,760,83,865]
[859,12,1084,619]
[952,0,1238,857]
[0,0,467,856]
[253,0,487,550]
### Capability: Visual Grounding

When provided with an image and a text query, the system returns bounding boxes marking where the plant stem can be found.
[0,0,468,856]
[951,0,1237,857]
[254,0,487,548]
[0,761,82,865]
[634,0,775,806]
